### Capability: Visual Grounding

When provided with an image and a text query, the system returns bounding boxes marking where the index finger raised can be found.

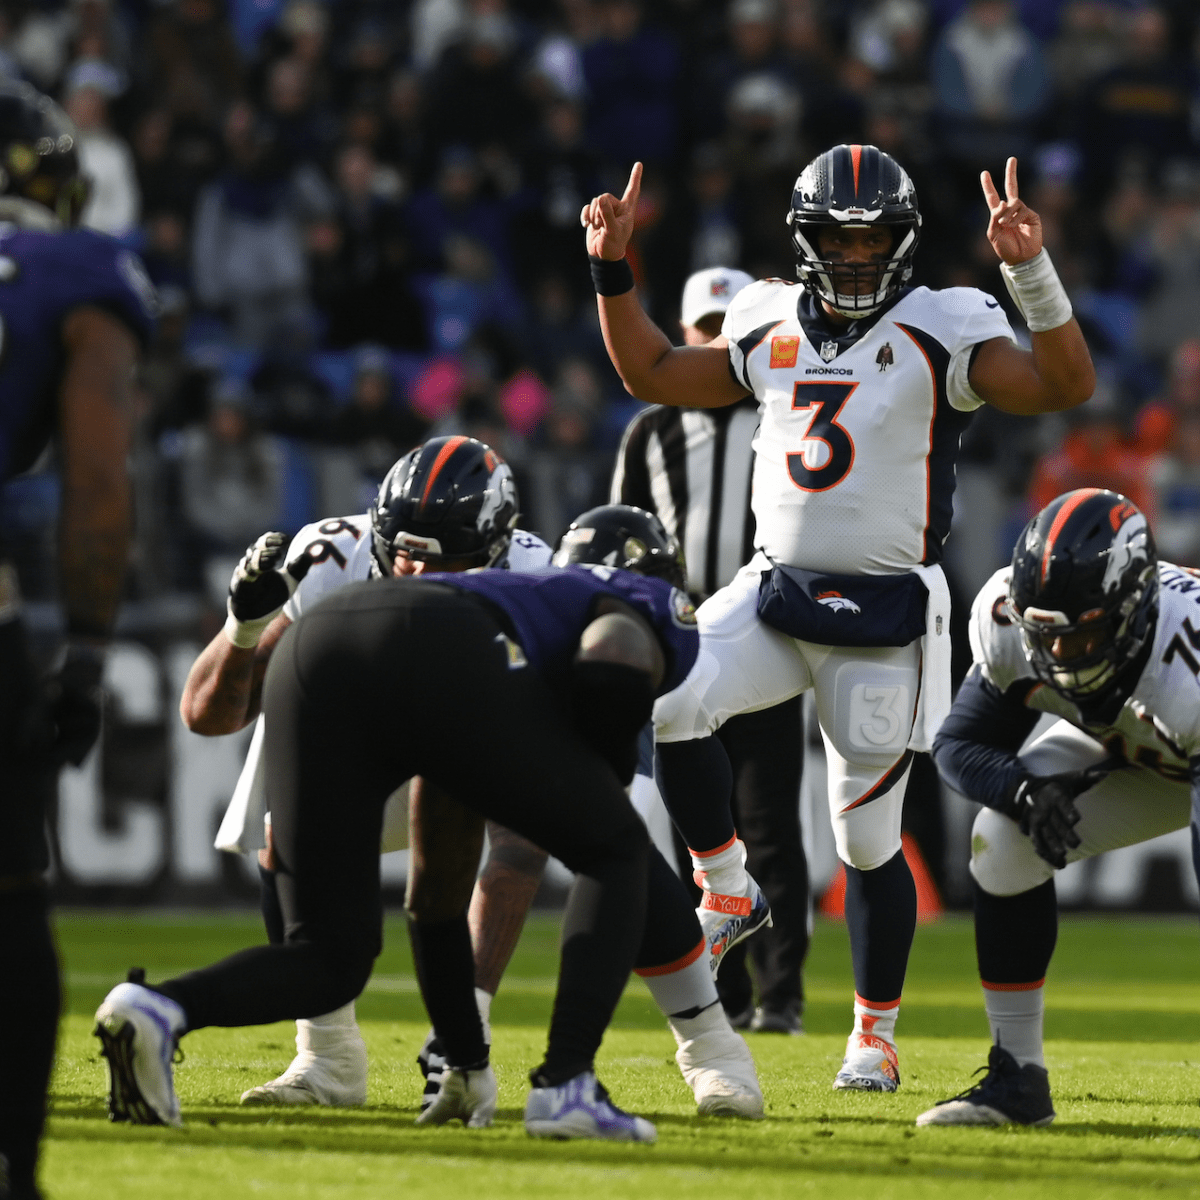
[620,161,644,207]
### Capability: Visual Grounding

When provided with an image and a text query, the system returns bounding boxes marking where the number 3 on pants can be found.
[786,382,857,492]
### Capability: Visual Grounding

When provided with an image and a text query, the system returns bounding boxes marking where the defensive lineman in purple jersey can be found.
[919,490,1199,1127]
[582,143,1094,1092]
[0,80,153,1200]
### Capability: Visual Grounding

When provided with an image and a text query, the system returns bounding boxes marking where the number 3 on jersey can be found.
[786,382,856,492]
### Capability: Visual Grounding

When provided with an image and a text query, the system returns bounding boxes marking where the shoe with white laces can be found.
[524,1071,656,1142]
[94,976,186,1126]
[416,1062,498,1128]
[697,875,772,978]
[832,1032,901,1092]
[239,1030,368,1107]
[915,1045,1055,1127]
[674,1026,764,1118]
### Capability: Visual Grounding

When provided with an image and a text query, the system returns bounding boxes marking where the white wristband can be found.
[223,603,278,649]
[999,249,1073,333]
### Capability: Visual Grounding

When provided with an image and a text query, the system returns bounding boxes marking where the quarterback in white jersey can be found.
[581,145,1095,1091]
[919,490,1196,1128]
[181,437,552,1110]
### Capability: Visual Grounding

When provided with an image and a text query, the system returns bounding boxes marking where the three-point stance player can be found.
[581,145,1094,1090]
[94,557,736,1140]
[919,490,1198,1127]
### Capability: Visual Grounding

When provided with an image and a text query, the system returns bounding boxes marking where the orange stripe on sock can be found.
[691,834,738,859]
[982,979,1045,992]
[854,993,901,1010]
[634,938,705,977]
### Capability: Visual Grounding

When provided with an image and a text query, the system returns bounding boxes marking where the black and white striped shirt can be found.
[610,397,761,601]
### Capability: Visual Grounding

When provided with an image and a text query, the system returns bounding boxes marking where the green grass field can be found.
[43,910,1200,1199]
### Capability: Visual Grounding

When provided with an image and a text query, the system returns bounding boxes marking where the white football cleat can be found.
[697,875,772,978]
[415,1064,498,1128]
[832,1032,901,1092]
[675,1026,764,1118]
[94,980,186,1126]
[525,1072,656,1142]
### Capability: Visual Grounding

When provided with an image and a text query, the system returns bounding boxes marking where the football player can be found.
[181,435,554,1107]
[94,549,725,1140]
[0,81,154,1199]
[581,145,1095,1091]
[918,489,1194,1127]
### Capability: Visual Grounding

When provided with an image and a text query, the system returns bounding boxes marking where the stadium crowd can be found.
[4,0,1200,616]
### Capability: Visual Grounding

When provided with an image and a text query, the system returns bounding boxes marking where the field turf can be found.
[43,910,1200,1198]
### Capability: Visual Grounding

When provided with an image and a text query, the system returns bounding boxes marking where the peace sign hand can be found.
[580,162,642,262]
[981,157,1043,266]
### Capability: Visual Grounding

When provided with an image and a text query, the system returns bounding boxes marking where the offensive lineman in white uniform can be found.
[918,489,1198,1127]
[182,436,553,1107]
[581,145,1095,1090]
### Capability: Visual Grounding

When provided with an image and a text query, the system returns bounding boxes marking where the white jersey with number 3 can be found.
[723,281,1014,574]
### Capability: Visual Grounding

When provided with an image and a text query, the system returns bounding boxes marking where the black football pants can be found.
[158,581,649,1082]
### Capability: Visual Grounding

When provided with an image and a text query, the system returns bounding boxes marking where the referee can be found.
[611,266,809,1034]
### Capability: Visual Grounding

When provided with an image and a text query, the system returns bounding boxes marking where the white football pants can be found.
[970,719,1191,896]
[654,554,920,871]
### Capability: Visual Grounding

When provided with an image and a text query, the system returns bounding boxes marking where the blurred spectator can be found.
[140,209,191,292]
[64,72,139,236]
[424,13,534,157]
[582,0,680,166]
[410,0,466,74]
[178,378,287,603]
[931,0,1049,171]
[308,142,427,350]
[378,68,433,185]
[131,107,223,216]
[3,0,71,89]
[334,17,400,109]
[147,0,245,124]
[1134,338,1200,456]
[192,101,332,347]
[1075,4,1192,196]
[526,356,612,541]
[1148,410,1200,567]
[511,98,601,295]
[261,55,337,169]
[519,272,610,383]
[1046,0,1124,112]
[1027,382,1156,518]
[1134,162,1200,365]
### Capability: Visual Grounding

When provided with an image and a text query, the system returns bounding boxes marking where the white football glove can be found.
[224,532,312,648]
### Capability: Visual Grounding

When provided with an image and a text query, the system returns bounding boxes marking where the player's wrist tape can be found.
[223,603,277,649]
[999,249,1072,332]
[589,255,635,297]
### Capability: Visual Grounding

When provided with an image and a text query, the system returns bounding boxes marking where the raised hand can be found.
[580,162,643,261]
[981,157,1042,266]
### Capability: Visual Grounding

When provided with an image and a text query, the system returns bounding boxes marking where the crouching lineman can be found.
[918,489,1195,1127]
[96,532,760,1139]
[181,435,554,1107]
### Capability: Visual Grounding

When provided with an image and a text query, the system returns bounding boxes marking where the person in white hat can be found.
[612,265,812,1036]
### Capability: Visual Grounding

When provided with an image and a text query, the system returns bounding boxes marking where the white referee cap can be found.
[680,266,755,328]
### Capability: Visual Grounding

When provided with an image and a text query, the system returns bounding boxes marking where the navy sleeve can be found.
[932,666,1041,813]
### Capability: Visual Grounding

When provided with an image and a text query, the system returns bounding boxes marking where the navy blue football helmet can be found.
[369,436,518,574]
[1008,489,1158,708]
[786,143,921,318]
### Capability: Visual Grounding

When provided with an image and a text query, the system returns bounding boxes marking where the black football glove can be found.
[43,641,106,767]
[1014,774,1090,869]
[225,533,314,647]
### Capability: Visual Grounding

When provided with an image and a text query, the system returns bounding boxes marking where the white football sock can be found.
[639,947,718,1018]
[667,997,729,1048]
[983,984,1045,1068]
[690,836,748,897]
[475,987,493,1047]
[853,994,899,1044]
[297,1001,359,1052]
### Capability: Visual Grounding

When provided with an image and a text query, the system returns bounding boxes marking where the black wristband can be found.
[589,255,635,297]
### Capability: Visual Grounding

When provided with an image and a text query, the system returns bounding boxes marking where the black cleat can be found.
[916,1044,1055,1127]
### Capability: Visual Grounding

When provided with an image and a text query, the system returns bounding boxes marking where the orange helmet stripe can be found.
[420,435,468,508]
[1040,488,1104,585]
[850,144,862,196]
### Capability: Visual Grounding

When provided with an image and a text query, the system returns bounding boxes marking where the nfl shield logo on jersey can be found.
[820,340,839,362]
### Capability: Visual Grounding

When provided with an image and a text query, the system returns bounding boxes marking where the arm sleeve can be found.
[932,666,1041,812]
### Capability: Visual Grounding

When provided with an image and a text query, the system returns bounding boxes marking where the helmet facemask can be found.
[789,217,920,318]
